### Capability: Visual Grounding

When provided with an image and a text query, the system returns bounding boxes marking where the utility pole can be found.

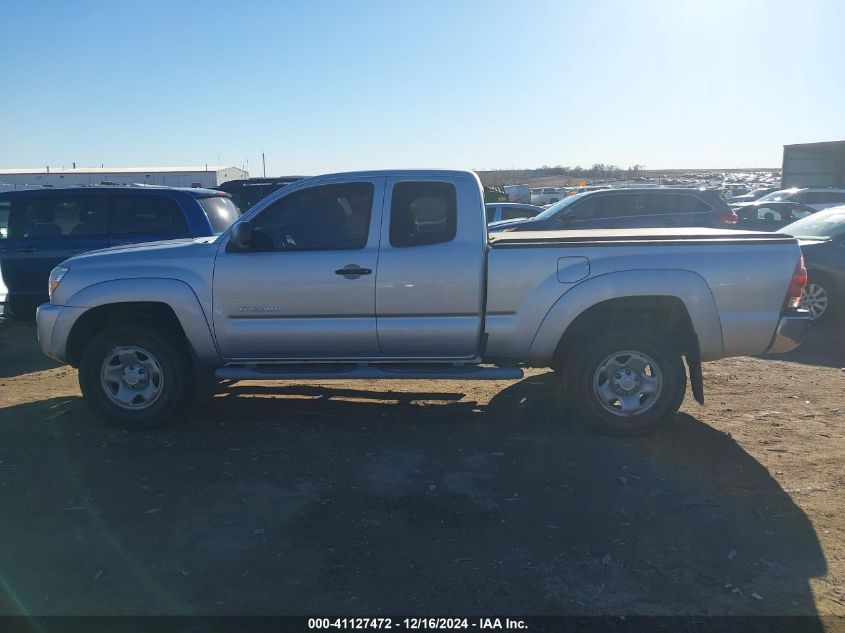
[262,150,266,178]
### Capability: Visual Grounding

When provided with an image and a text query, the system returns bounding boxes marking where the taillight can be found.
[784,255,807,309]
[718,211,738,225]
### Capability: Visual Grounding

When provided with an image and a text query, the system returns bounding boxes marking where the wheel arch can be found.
[60,279,219,367]
[527,269,724,366]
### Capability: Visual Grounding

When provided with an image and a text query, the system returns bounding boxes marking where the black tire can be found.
[78,323,190,430]
[565,331,686,437]
[802,274,834,323]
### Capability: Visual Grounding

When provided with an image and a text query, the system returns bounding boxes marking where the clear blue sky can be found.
[1,0,843,174]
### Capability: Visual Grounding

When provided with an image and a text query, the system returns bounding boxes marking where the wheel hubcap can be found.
[593,350,662,417]
[800,283,828,320]
[100,346,163,410]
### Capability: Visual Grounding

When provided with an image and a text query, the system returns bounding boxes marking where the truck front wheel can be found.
[566,332,686,436]
[79,323,189,429]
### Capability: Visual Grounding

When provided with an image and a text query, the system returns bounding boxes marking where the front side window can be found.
[251,182,374,251]
[789,205,813,220]
[564,196,600,220]
[111,194,188,236]
[389,181,457,247]
[12,195,108,238]
[485,206,497,223]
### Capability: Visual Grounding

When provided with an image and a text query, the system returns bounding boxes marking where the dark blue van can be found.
[0,186,239,316]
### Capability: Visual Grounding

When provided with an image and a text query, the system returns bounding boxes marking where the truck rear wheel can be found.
[566,331,686,436]
[79,323,189,429]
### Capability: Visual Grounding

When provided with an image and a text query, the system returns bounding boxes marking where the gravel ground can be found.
[0,320,842,617]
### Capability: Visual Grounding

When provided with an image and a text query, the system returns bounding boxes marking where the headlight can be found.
[48,265,69,298]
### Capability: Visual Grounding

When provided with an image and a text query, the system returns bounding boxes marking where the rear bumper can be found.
[765,309,811,354]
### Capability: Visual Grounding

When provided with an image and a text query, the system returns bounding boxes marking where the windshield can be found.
[533,191,591,220]
[777,207,845,240]
[758,189,798,203]
[199,196,240,233]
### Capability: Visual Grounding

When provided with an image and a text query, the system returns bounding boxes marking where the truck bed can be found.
[488,227,795,247]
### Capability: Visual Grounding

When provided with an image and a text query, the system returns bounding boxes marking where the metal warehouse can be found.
[782,140,845,188]
[0,166,248,189]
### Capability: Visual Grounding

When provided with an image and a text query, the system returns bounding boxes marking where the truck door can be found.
[212,178,384,359]
[376,176,486,358]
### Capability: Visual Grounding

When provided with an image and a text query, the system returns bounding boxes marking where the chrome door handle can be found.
[335,266,372,276]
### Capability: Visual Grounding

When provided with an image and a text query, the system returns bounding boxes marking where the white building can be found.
[0,166,248,190]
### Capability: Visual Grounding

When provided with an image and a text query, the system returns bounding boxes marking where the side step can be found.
[214,363,524,381]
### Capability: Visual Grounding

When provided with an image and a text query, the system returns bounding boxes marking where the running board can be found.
[214,363,524,381]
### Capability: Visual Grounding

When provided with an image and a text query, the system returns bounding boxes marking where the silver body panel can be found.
[36,170,807,375]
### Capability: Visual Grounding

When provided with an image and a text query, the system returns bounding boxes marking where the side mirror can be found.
[227,221,253,252]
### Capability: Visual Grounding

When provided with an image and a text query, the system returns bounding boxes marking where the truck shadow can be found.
[0,320,62,378]
[0,376,827,621]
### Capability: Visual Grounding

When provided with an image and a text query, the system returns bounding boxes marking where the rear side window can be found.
[485,206,497,223]
[390,181,457,247]
[630,193,710,216]
[198,196,239,233]
[501,207,536,220]
[756,206,783,221]
[11,195,108,238]
[657,194,712,214]
[111,194,188,236]
[803,191,845,204]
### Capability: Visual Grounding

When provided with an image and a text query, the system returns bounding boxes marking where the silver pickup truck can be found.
[36,170,810,436]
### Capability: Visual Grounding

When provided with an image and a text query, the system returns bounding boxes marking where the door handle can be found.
[335,265,372,276]
[18,248,37,254]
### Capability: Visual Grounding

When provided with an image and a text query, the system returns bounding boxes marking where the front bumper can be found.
[36,303,86,363]
[765,309,811,354]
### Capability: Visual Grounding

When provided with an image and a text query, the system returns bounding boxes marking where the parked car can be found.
[728,187,778,204]
[733,201,817,232]
[215,176,304,213]
[485,202,544,223]
[502,184,530,204]
[757,188,845,210]
[37,170,808,437]
[488,188,738,232]
[0,186,239,316]
[778,206,845,322]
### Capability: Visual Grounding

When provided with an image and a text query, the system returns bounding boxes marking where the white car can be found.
[485,202,544,223]
[530,187,565,206]
[757,188,845,210]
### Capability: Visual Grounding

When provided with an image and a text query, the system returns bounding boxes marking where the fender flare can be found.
[526,269,724,365]
[61,278,220,365]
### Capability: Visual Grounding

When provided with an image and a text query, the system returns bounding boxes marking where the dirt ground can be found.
[0,319,843,618]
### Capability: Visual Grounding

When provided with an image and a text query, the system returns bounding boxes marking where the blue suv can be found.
[0,186,239,316]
